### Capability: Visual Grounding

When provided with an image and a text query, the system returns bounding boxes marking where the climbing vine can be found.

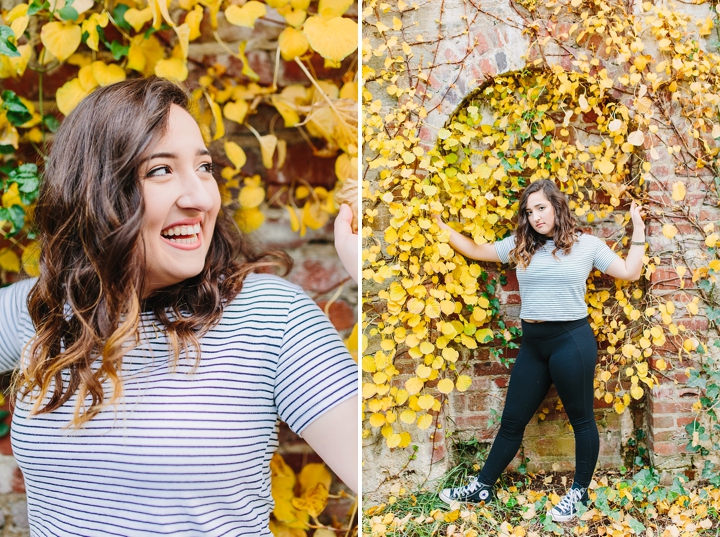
[362,0,719,460]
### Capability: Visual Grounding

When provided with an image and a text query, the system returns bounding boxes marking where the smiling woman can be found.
[0,77,358,536]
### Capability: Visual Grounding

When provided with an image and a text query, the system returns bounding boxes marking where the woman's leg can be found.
[548,322,599,488]
[477,338,552,486]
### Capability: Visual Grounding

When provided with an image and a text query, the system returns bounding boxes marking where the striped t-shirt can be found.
[0,274,358,536]
[495,233,620,321]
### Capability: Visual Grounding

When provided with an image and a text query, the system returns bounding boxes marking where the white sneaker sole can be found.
[438,489,491,506]
[550,510,576,522]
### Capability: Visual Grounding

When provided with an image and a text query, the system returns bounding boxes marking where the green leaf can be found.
[0,423,9,438]
[0,145,14,155]
[42,114,60,133]
[112,3,133,32]
[0,26,20,58]
[1,91,32,126]
[9,163,39,193]
[58,5,79,20]
[28,0,49,14]
[109,41,129,60]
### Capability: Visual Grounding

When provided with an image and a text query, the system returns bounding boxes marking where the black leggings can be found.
[477,317,599,488]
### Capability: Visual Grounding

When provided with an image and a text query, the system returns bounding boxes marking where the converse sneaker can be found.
[439,476,493,505]
[550,484,589,522]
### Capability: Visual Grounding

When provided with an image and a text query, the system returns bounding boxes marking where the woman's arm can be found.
[604,201,645,281]
[434,215,501,262]
[300,395,358,494]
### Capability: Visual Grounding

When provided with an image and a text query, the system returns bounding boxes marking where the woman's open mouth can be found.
[160,223,202,249]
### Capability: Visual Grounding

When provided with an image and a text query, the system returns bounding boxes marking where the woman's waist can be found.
[520,316,591,338]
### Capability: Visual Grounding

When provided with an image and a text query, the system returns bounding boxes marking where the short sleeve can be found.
[275,290,358,434]
[592,236,621,273]
[0,278,35,372]
[494,235,516,264]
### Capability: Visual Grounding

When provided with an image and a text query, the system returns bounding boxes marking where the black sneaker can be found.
[550,484,589,522]
[438,476,493,505]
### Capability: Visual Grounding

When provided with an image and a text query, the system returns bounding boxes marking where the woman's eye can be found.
[198,162,214,173]
[146,165,171,177]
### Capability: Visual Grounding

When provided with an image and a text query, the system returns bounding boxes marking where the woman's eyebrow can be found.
[141,149,211,162]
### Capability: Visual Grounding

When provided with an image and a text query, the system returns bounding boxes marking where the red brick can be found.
[11,467,24,494]
[503,270,519,291]
[647,400,695,414]
[650,442,682,456]
[479,58,497,77]
[676,416,696,427]
[316,300,356,331]
[650,416,675,429]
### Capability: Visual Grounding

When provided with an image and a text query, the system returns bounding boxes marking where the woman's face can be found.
[524,190,556,236]
[139,104,221,296]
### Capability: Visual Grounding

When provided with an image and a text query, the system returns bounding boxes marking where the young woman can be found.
[0,77,358,536]
[436,179,644,522]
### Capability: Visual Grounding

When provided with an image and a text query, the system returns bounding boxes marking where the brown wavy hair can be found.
[15,77,291,426]
[510,179,579,268]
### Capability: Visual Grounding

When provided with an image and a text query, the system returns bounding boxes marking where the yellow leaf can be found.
[298,462,331,493]
[417,394,435,410]
[124,7,153,32]
[271,96,300,127]
[671,181,686,201]
[687,301,699,316]
[303,15,358,64]
[318,0,352,18]
[41,21,82,63]
[368,412,385,428]
[291,483,328,518]
[6,3,29,23]
[705,233,718,247]
[154,58,188,82]
[278,27,309,61]
[233,207,265,233]
[90,61,126,87]
[595,159,615,175]
[21,241,40,277]
[150,0,175,29]
[400,409,416,424]
[259,134,278,168]
[11,15,29,40]
[302,199,329,230]
[173,23,190,59]
[223,100,248,124]
[225,141,247,170]
[386,433,401,449]
[437,378,454,394]
[424,299,440,319]
[204,92,224,141]
[614,401,626,414]
[77,64,98,91]
[456,375,472,391]
[627,130,645,146]
[405,377,423,395]
[56,78,92,116]
[225,1,267,28]
[630,384,644,400]
[185,5,204,41]
[238,185,265,209]
[662,224,678,239]
[82,13,109,52]
[655,359,667,371]
[0,250,20,273]
[417,413,433,429]
[2,183,21,208]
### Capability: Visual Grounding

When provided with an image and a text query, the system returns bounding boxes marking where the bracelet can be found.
[631,240,646,246]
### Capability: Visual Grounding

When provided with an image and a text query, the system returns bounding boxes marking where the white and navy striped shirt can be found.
[495,233,619,321]
[0,274,358,536]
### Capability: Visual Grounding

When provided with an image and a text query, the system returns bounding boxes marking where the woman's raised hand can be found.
[629,201,645,233]
[433,212,450,231]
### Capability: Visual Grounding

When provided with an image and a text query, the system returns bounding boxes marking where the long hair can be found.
[16,77,291,426]
[510,179,579,268]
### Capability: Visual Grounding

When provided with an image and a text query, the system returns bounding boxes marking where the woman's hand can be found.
[433,212,450,231]
[629,201,645,234]
[334,204,358,283]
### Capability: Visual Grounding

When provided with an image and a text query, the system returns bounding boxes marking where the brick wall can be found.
[363,0,720,500]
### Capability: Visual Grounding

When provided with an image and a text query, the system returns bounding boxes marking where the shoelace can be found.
[451,477,481,498]
[555,488,584,512]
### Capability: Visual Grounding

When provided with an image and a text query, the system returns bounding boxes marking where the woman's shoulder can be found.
[0,277,36,309]
[226,273,304,308]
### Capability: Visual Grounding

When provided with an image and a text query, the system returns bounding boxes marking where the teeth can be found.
[162,223,201,237]
[165,235,199,244]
